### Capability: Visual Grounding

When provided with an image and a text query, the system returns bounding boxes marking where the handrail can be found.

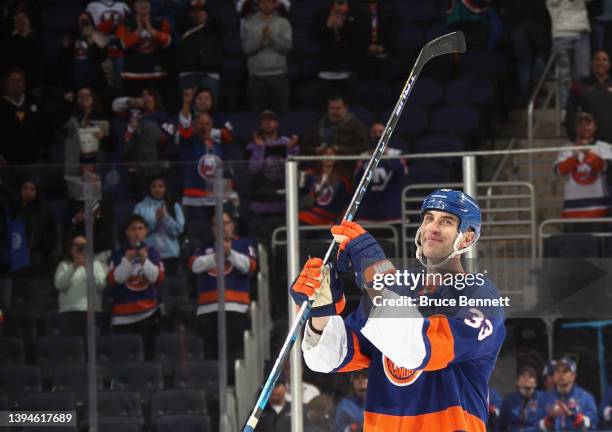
[527,51,561,183]
[537,217,612,259]
[486,138,518,224]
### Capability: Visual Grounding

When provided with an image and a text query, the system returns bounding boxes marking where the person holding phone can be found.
[54,232,107,337]
[108,214,164,352]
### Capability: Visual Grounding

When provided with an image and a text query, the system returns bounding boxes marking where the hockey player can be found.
[290,189,506,431]
[540,358,597,431]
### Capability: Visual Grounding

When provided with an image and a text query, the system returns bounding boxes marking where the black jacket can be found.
[177,20,223,74]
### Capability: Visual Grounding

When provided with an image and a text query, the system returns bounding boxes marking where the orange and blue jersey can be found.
[107,246,164,325]
[496,390,547,432]
[189,238,257,314]
[298,170,351,226]
[303,277,506,432]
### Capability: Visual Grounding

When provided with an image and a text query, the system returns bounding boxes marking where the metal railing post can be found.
[463,156,478,261]
[286,160,303,432]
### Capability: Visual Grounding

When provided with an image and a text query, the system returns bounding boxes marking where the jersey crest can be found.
[382,355,423,387]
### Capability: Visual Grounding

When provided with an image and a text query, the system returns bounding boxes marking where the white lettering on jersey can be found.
[464,308,494,341]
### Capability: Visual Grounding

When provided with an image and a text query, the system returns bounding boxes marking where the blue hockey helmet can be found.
[420,189,481,240]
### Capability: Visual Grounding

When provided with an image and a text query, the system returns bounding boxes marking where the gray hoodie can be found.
[241,12,292,76]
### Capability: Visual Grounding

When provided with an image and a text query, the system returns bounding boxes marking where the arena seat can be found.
[409,78,444,109]
[156,414,210,432]
[154,333,205,377]
[36,337,85,380]
[0,366,42,408]
[0,337,25,365]
[278,110,319,137]
[151,389,208,422]
[53,364,101,406]
[445,76,493,107]
[97,391,142,418]
[97,335,145,381]
[97,416,144,432]
[431,105,480,135]
[21,392,76,412]
[111,362,163,403]
[173,361,219,401]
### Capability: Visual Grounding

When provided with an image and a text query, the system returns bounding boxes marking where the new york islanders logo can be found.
[316,185,335,206]
[572,162,597,185]
[382,356,422,386]
[197,154,221,180]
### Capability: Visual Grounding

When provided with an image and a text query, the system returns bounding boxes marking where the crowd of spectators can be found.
[2,0,612,430]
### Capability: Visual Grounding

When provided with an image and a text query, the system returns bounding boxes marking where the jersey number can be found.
[464,308,494,341]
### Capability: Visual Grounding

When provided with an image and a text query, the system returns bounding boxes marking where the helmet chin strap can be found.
[414,227,475,270]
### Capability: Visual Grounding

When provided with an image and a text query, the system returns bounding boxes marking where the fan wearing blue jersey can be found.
[291,189,507,432]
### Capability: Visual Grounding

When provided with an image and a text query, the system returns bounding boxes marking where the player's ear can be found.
[460,230,476,248]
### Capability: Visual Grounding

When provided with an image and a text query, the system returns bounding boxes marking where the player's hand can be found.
[137,247,148,262]
[331,221,393,288]
[289,257,345,317]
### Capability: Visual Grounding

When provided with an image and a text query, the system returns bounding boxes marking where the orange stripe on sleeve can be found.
[112,299,158,315]
[198,290,250,305]
[556,157,579,176]
[338,332,371,372]
[364,406,486,432]
[585,152,605,172]
[423,315,455,371]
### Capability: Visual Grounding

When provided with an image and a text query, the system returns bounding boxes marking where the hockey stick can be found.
[242,31,466,432]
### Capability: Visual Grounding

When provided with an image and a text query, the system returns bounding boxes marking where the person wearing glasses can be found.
[496,366,547,431]
[54,232,107,337]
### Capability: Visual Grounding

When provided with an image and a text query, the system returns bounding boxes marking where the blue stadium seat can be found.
[445,76,493,106]
[174,361,219,402]
[0,337,25,365]
[415,133,464,154]
[409,78,444,109]
[111,363,163,403]
[97,391,142,418]
[53,364,100,406]
[430,105,480,135]
[158,275,190,315]
[398,25,424,52]
[383,106,428,137]
[278,110,319,136]
[98,416,144,432]
[225,111,260,143]
[21,392,75,412]
[406,161,451,184]
[36,337,85,379]
[170,304,199,334]
[0,366,42,408]
[97,335,145,381]
[459,49,507,78]
[295,80,321,110]
[156,415,210,432]
[397,0,437,22]
[358,81,393,112]
[350,106,375,129]
[151,389,208,421]
[155,333,205,376]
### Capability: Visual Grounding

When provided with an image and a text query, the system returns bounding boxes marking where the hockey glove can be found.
[289,257,346,317]
[331,221,394,289]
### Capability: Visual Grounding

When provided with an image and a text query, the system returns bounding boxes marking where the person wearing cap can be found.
[246,109,298,247]
[335,370,368,432]
[554,112,609,227]
[599,384,612,429]
[305,394,335,432]
[540,358,598,431]
[241,0,292,114]
[496,366,548,432]
[290,189,507,431]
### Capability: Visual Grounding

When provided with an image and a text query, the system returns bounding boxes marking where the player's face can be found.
[211,213,234,239]
[258,0,277,15]
[553,366,576,387]
[150,179,166,200]
[419,210,460,259]
[125,221,148,245]
[20,181,37,203]
[142,90,156,113]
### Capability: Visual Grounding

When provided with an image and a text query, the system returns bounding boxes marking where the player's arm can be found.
[291,258,372,373]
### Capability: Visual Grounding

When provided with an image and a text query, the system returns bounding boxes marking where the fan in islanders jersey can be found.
[291,189,506,431]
